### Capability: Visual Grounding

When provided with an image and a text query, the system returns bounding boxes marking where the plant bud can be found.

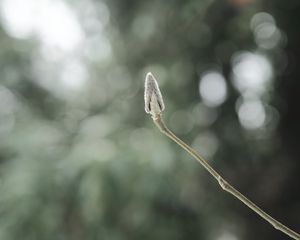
[144,72,165,117]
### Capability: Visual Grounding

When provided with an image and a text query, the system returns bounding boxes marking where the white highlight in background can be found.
[232,52,272,96]
[0,0,84,51]
[237,98,266,130]
[250,12,281,49]
[199,71,227,107]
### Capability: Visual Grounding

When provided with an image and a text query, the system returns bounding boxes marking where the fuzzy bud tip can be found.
[144,72,165,118]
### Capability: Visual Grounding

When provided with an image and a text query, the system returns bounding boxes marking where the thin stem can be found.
[153,115,300,240]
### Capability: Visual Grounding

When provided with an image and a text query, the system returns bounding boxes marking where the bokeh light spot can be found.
[250,12,281,49]
[216,231,238,240]
[192,131,219,159]
[60,60,89,90]
[192,103,218,127]
[199,71,227,107]
[232,52,273,96]
[237,98,266,129]
[1,0,84,51]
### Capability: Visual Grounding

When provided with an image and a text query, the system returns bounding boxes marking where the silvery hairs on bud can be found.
[144,72,165,117]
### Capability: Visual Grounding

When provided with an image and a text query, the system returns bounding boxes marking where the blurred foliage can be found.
[0,0,299,239]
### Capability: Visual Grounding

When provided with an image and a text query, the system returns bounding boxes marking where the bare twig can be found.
[144,72,300,240]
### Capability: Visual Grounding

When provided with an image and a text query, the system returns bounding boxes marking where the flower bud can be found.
[144,72,165,117]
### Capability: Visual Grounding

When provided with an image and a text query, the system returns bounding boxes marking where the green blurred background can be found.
[0,0,299,239]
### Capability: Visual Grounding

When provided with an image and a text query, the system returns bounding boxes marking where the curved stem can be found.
[153,115,300,240]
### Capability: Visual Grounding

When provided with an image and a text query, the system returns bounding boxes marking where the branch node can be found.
[218,176,228,190]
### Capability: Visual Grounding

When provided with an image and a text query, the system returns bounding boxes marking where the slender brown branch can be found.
[153,115,300,240]
[144,72,299,239]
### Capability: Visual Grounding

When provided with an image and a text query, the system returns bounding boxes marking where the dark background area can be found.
[0,0,299,239]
